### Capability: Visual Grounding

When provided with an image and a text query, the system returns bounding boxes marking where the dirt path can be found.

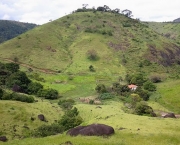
[0,57,57,74]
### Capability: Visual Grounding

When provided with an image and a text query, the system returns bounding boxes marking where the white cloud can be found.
[0,0,179,24]
[2,14,10,20]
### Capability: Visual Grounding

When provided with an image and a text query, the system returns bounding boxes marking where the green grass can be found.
[1,101,180,145]
[1,11,180,145]
[0,100,63,140]
[144,22,180,44]
[0,12,178,75]
[154,79,180,113]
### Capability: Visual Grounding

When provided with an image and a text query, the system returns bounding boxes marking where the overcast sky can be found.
[0,0,179,25]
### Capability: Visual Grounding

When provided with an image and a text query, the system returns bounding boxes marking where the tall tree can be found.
[104,5,111,12]
[82,4,88,9]
[122,9,133,17]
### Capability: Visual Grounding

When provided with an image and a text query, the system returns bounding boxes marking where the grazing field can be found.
[1,101,180,145]
[0,100,62,140]
[154,79,180,113]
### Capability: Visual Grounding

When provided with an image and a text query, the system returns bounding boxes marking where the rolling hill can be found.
[0,20,37,44]
[0,12,180,75]
[144,21,180,45]
[173,17,180,22]
[1,11,180,145]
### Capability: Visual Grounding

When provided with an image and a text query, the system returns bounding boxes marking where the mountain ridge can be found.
[0,20,37,43]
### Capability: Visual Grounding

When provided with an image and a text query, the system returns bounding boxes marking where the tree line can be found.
[0,62,59,103]
[73,4,133,18]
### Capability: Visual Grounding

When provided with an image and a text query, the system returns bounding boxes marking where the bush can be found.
[6,71,31,93]
[135,87,150,101]
[95,84,107,93]
[28,82,43,95]
[33,124,64,137]
[86,49,99,61]
[89,65,95,72]
[37,89,59,99]
[5,63,19,73]
[98,93,115,100]
[134,101,155,116]
[1,92,13,100]
[58,107,83,130]
[143,81,156,91]
[0,88,3,99]
[58,99,75,110]
[150,75,163,83]
[1,92,34,103]
[130,73,148,86]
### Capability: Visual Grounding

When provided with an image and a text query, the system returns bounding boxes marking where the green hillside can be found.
[0,20,37,43]
[144,22,180,44]
[1,11,180,145]
[0,12,180,74]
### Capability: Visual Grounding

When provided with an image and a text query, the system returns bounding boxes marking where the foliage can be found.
[150,74,163,83]
[129,73,148,86]
[98,93,115,100]
[89,65,95,72]
[129,93,142,108]
[143,81,156,91]
[1,92,34,103]
[37,89,59,99]
[135,87,150,101]
[27,82,43,95]
[134,101,155,116]
[28,73,45,82]
[111,83,130,95]
[5,63,19,73]
[0,20,37,43]
[95,84,107,93]
[58,99,75,110]
[58,107,83,130]
[0,88,3,99]
[86,49,99,61]
[6,71,31,93]
[33,124,64,137]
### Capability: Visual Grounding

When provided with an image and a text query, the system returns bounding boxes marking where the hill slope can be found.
[0,20,37,43]
[144,22,180,45]
[173,17,180,22]
[0,12,180,74]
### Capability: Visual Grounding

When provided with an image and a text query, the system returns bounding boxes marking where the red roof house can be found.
[128,84,138,91]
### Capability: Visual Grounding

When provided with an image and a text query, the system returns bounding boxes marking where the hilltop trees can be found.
[122,9,133,17]
[75,4,133,18]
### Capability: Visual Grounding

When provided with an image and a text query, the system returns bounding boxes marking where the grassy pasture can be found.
[0,100,62,140]
[154,79,180,113]
[1,101,180,145]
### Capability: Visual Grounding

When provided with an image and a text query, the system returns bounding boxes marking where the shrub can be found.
[86,49,99,61]
[143,81,156,91]
[6,71,31,93]
[28,82,43,95]
[1,92,34,103]
[1,93,13,100]
[33,124,64,137]
[98,93,115,100]
[58,99,75,110]
[58,107,83,130]
[134,101,155,116]
[150,75,163,83]
[89,65,95,72]
[5,63,19,73]
[135,87,150,101]
[0,88,3,99]
[11,93,34,103]
[95,84,107,93]
[37,89,59,99]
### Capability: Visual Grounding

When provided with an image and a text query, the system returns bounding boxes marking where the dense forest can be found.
[0,20,37,43]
